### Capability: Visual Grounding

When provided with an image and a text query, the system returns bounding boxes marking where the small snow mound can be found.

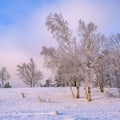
[63,117,76,120]
[104,91,114,98]
[48,111,59,115]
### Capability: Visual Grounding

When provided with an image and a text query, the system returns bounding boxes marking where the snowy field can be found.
[0,87,120,120]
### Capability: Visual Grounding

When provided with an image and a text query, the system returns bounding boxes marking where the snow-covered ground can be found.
[0,87,120,120]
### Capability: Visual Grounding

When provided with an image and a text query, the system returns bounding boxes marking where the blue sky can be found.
[0,0,55,32]
[0,0,120,87]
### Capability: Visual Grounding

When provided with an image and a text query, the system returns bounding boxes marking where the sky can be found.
[0,0,120,87]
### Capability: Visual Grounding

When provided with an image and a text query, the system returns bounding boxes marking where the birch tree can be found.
[78,20,105,101]
[41,13,82,98]
[17,58,43,87]
[93,50,113,92]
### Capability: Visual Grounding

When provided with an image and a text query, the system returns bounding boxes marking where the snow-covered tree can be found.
[0,67,10,88]
[78,20,105,101]
[109,34,120,96]
[54,67,66,87]
[17,58,43,87]
[93,50,113,92]
[41,13,82,98]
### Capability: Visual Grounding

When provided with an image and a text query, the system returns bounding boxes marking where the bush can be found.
[4,82,12,88]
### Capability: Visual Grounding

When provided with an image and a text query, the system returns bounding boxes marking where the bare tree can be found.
[17,58,43,87]
[0,67,10,88]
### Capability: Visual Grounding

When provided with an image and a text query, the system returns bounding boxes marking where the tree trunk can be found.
[68,80,75,97]
[119,87,120,98]
[76,80,80,98]
[87,87,91,101]
[31,78,34,87]
[99,83,104,93]
[30,80,33,87]
[2,73,4,87]
[87,68,92,102]
[84,83,88,99]
[95,72,104,93]
[2,79,4,87]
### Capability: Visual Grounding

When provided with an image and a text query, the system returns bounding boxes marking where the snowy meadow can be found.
[0,87,120,120]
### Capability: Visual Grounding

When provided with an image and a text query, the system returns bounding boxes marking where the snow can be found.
[0,87,120,120]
